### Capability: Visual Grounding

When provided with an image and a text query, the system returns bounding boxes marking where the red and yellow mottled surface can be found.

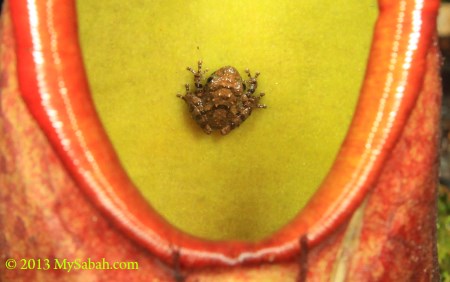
[0,0,442,281]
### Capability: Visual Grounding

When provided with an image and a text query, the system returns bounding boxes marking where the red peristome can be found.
[5,0,441,270]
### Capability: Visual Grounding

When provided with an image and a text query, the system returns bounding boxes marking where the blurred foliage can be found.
[438,185,450,281]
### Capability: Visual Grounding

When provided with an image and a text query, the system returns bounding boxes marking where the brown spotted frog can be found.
[177,61,266,135]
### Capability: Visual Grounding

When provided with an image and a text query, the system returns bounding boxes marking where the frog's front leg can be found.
[187,60,208,92]
[245,69,260,95]
[245,69,267,109]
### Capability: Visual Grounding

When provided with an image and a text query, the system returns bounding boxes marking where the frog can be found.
[177,60,266,135]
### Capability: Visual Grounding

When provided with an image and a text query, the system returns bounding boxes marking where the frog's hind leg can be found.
[201,123,213,135]
[176,84,191,101]
[220,125,232,135]
[234,108,253,128]
[190,108,212,134]
[243,92,266,110]
[253,93,267,109]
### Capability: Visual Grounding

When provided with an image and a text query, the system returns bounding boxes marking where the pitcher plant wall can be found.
[0,0,442,281]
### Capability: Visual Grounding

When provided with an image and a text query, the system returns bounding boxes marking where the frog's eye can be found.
[242,83,247,91]
[207,76,213,83]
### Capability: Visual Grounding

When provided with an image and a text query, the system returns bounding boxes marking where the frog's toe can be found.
[220,126,231,135]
